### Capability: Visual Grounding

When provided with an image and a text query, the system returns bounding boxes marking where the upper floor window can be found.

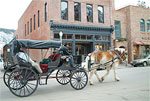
[27,21,29,34]
[147,20,150,32]
[45,2,47,22]
[74,2,81,21]
[34,14,36,30]
[140,19,145,32]
[30,18,32,33]
[38,10,40,27]
[86,4,93,22]
[115,20,121,39]
[98,5,104,23]
[61,1,68,20]
[25,24,26,36]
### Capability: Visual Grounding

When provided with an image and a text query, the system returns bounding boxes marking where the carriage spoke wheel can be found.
[3,69,11,87]
[70,70,88,90]
[56,70,71,85]
[8,67,39,97]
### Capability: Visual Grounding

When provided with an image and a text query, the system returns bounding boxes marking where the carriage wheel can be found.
[8,67,39,97]
[56,70,71,85]
[70,70,88,90]
[3,69,11,87]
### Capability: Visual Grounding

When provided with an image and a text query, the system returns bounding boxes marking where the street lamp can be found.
[59,31,63,45]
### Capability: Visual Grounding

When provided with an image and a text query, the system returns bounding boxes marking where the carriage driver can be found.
[58,43,74,67]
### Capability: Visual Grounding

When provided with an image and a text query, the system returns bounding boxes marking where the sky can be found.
[0,0,149,30]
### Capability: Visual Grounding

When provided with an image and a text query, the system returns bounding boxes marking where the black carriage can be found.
[3,38,88,97]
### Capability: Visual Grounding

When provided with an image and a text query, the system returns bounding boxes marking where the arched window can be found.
[147,20,150,32]
[140,19,145,32]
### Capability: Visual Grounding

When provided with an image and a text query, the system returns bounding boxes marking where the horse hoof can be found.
[89,82,94,85]
[99,77,104,83]
[115,78,120,81]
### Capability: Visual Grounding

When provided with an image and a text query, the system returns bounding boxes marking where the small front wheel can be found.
[70,70,88,90]
[56,70,71,85]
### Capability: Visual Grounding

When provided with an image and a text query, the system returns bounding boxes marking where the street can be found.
[0,62,150,101]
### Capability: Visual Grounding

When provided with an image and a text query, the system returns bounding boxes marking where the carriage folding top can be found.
[14,39,61,49]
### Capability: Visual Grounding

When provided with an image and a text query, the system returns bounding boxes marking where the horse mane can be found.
[115,48,125,54]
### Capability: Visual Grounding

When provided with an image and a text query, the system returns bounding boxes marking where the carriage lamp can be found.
[59,31,63,45]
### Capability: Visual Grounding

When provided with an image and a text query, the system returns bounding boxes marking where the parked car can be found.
[130,55,150,67]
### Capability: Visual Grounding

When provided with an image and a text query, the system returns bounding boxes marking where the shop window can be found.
[75,35,80,39]
[74,2,81,21]
[67,34,72,39]
[81,35,86,39]
[147,20,150,32]
[87,35,92,40]
[98,5,104,23]
[54,34,59,39]
[140,19,145,32]
[86,4,93,22]
[61,0,68,20]
[115,20,121,39]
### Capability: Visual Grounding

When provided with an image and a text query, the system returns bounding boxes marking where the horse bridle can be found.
[113,49,127,64]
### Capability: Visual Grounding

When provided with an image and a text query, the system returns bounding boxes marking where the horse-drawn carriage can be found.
[3,38,88,97]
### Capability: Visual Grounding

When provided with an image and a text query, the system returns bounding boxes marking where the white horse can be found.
[84,48,127,85]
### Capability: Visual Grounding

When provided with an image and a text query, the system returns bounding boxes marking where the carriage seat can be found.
[40,54,61,73]
[16,52,43,73]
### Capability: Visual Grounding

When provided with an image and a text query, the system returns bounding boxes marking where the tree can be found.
[137,0,147,8]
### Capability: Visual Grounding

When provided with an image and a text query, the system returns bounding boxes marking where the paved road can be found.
[0,63,150,101]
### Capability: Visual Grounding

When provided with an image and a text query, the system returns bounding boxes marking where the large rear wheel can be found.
[8,67,39,97]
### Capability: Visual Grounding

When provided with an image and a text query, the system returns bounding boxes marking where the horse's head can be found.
[115,48,127,64]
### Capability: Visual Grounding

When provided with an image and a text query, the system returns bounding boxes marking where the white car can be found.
[130,55,150,67]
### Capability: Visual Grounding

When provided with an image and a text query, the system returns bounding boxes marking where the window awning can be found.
[133,41,150,45]
[133,41,144,45]
[142,42,150,45]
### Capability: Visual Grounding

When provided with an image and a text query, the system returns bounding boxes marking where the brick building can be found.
[113,5,150,62]
[16,0,114,62]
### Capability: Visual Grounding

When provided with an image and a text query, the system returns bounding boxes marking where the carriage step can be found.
[39,76,48,85]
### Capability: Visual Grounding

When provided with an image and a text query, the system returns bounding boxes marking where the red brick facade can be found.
[16,0,114,62]
[113,6,150,62]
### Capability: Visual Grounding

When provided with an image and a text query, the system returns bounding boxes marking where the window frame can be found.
[45,2,47,22]
[98,5,104,23]
[140,19,145,32]
[147,19,150,32]
[38,10,40,27]
[25,24,26,36]
[86,4,93,23]
[34,14,36,30]
[30,18,32,33]
[61,0,68,20]
[115,20,121,39]
[74,2,81,21]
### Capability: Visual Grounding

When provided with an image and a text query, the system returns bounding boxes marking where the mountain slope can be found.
[0,28,15,50]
